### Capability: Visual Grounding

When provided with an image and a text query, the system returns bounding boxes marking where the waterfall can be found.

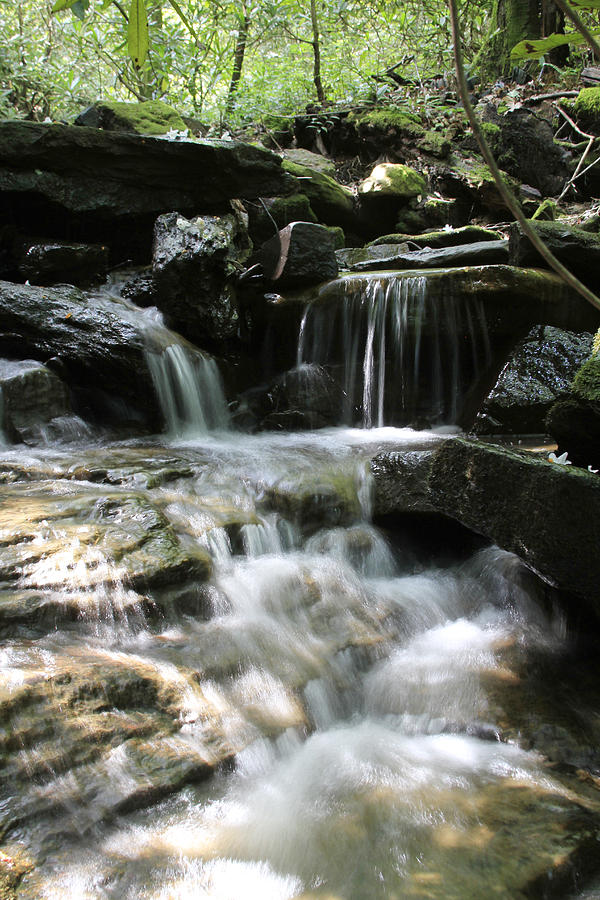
[146,343,230,437]
[298,272,491,427]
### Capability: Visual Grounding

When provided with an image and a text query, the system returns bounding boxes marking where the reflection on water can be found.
[0,427,599,899]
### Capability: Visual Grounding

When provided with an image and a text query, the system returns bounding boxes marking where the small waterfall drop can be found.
[298,272,491,427]
[140,306,230,437]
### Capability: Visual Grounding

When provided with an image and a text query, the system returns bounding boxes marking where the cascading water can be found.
[297,271,491,427]
[1,282,599,898]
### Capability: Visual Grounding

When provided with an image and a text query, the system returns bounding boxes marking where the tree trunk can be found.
[478,0,541,80]
[310,0,326,104]
[226,7,250,118]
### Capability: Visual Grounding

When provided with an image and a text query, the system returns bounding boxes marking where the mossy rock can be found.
[247,192,317,245]
[283,148,336,178]
[348,107,425,138]
[359,163,427,201]
[282,159,354,227]
[368,224,500,249]
[574,87,600,133]
[75,100,188,135]
[325,225,345,249]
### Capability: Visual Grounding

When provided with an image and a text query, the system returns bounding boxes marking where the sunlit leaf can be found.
[511,29,600,60]
[128,0,149,69]
[51,0,79,12]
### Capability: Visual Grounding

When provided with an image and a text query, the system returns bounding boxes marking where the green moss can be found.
[359,163,426,200]
[531,199,557,221]
[99,100,187,135]
[417,130,451,158]
[349,107,425,137]
[480,121,502,154]
[324,225,345,249]
[282,160,354,225]
[574,87,600,130]
[395,210,427,234]
[573,355,600,402]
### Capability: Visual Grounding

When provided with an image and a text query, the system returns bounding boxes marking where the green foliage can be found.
[511,29,600,61]
[127,0,149,70]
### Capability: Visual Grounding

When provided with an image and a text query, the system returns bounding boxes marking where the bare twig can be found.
[447,0,600,312]
[555,103,594,140]
[524,90,579,104]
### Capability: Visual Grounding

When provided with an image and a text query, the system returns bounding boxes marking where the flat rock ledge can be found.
[371,437,600,612]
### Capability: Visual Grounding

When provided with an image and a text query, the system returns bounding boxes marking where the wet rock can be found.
[0,121,294,261]
[119,269,156,307]
[372,437,600,612]
[0,358,73,444]
[260,222,338,288]
[239,363,347,430]
[152,207,252,347]
[19,241,109,287]
[472,327,593,434]
[337,239,508,272]
[0,486,212,596]
[74,99,188,135]
[546,352,600,469]
[0,280,162,428]
[509,220,600,291]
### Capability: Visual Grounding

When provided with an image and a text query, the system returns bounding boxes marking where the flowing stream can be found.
[1,288,600,899]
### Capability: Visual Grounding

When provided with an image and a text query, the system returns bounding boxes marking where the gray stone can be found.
[509,220,600,292]
[152,207,252,346]
[260,221,338,288]
[472,327,593,434]
[337,239,508,272]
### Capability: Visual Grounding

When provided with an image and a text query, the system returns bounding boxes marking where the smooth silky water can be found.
[1,287,599,899]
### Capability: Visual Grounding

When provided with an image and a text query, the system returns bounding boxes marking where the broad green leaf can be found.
[511,29,600,60]
[71,0,89,19]
[128,0,149,69]
[51,0,80,12]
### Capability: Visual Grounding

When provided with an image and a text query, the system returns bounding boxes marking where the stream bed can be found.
[2,423,600,899]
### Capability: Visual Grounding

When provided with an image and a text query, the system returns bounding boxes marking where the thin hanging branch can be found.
[447,0,600,313]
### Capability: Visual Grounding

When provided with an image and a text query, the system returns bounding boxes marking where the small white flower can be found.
[164,128,189,141]
[548,451,572,466]
[588,465,599,474]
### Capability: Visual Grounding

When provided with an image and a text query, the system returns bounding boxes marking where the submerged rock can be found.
[472,327,593,434]
[152,207,251,347]
[372,437,600,612]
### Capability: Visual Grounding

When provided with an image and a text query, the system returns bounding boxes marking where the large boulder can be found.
[359,163,427,201]
[546,351,600,469]
[372,437,600,613]
[0,121,294,261]
[152,207,252,347]
[74,99,188,135]
[472,327,593,434]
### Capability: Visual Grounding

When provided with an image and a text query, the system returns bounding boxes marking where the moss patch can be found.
[573,355,600,402]
[417,130,451,158]
[95,100,188,135]
[349,107,425,138]
[575,87,600,132]
[531,199,557,222]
